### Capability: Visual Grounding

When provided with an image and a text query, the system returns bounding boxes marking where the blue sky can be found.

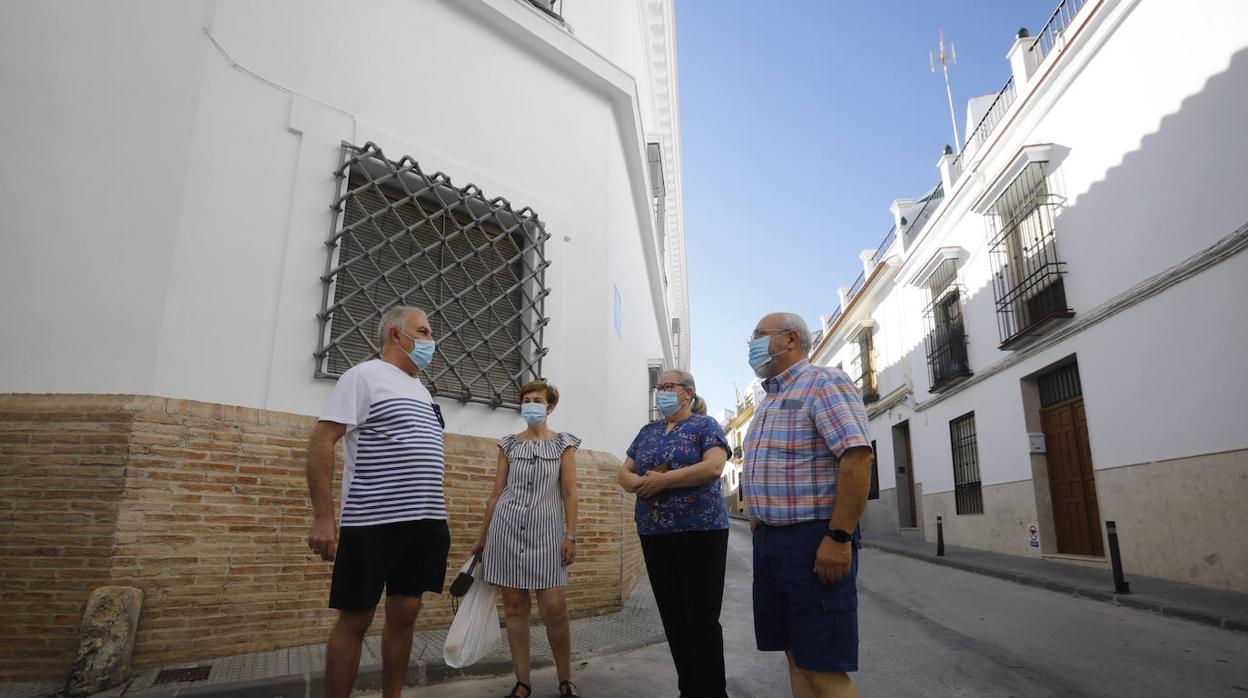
[677,0,1057,416]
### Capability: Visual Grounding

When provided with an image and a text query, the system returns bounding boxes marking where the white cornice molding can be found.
[643,0,691,368]
[912,246,968,288]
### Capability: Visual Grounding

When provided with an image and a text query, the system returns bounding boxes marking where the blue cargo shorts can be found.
[752,520,860,673]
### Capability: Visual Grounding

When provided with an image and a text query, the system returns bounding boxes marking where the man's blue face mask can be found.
[748,334,775,376]
[401,331,435,370]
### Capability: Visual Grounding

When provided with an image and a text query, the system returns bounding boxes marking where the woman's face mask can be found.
[520,402,548,425]
[656,390,682,417]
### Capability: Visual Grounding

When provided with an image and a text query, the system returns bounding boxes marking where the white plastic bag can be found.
[443,565,500,668]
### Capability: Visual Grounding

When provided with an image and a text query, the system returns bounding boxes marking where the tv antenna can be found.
[931,30,962,152]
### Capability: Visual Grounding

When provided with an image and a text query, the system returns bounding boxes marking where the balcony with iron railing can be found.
[925,319,972,392]
[987,166,1073,348]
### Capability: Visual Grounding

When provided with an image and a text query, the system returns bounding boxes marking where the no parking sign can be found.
[1027,523,1040,550]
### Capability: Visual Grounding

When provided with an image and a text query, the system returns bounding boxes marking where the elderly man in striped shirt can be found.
[306,306,450,698]
[742,312,875,698]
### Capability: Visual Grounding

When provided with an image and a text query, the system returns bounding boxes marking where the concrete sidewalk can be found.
[862,532,1248,633]
[1,577,664,698]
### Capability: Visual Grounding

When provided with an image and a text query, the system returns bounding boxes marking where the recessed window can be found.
[316,143,550,408]
[924,259,972,391]
[949,412,984,515]
[986,161,1073,347]
[851,327,878,404]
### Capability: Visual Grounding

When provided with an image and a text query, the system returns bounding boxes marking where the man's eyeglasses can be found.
[748,329,789,343]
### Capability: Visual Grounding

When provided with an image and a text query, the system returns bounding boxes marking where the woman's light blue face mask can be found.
[655,390,681,417]
[520,402,548,425]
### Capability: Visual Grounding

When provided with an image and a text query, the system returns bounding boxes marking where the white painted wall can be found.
[0,0,685,454]
[810,0,1248,497]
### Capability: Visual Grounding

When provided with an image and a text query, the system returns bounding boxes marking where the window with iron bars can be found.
[987,161,1073,348]
[316,142,550,409]
[923,259,972,392]
[1038,361,1083,407]
[851,327,879,404]
[949,412,984,515]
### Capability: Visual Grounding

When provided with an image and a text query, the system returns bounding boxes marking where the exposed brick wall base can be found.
[0,394,640,681]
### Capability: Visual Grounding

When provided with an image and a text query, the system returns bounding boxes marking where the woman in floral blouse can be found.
[618,369,730,698]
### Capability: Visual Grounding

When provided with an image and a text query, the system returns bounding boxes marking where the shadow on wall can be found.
[861,46,1248,590]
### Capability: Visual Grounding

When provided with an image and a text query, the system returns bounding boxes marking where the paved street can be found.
[377,520,1248,697]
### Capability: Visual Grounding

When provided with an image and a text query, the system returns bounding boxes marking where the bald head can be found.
[751,312,811,378]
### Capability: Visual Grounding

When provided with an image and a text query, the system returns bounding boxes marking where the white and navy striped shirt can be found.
[320,359,446,527]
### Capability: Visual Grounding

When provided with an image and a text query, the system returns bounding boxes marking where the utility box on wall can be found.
[1028,432,1047,454]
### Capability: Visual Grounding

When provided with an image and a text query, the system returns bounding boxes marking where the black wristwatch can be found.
[825,528,852,543]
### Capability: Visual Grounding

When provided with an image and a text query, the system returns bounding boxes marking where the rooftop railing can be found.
[949,76,1016,176]
[1031,0,1086,62]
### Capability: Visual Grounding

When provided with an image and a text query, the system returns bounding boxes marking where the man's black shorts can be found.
[329,519,451,611]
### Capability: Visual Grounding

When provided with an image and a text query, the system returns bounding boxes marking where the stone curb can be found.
[862,539,1248,634]
[103,631,668,697]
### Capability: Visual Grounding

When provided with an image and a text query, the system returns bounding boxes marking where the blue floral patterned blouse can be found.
[626,413,731,536]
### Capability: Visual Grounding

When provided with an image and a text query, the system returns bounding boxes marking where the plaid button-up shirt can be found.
[743,360,872,526]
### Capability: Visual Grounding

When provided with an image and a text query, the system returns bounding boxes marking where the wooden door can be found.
[892,422,917,528]
[1041,397,1103,556]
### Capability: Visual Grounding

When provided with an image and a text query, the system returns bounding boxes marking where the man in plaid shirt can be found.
[742,312,874,698]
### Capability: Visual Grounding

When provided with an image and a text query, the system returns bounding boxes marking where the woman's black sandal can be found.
[559,679,581,697]
[505,680,531,698]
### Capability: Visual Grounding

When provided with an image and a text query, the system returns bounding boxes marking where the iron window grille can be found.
[316,142,551,409]
[923,259,972,392]
[987,161,1073,348]
[1038,361,1083,407]
[949,412,984,515]
[851,328,879,404]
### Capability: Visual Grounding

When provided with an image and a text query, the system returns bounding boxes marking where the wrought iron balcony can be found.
[986,162,1074,348]
[926,320,972,392]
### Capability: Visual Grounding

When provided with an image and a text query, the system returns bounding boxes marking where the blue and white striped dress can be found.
[481,433,581,589]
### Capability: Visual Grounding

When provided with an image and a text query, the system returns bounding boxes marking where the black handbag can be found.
[449,553,481,598]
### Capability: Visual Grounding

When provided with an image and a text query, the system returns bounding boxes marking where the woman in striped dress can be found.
[473,380,581,698]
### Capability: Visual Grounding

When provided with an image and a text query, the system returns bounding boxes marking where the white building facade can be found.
[811,0,1248,592]
[0,0,690,453]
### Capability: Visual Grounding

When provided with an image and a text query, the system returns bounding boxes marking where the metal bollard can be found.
[1106,520,1131,594]
[936,515,945,557]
